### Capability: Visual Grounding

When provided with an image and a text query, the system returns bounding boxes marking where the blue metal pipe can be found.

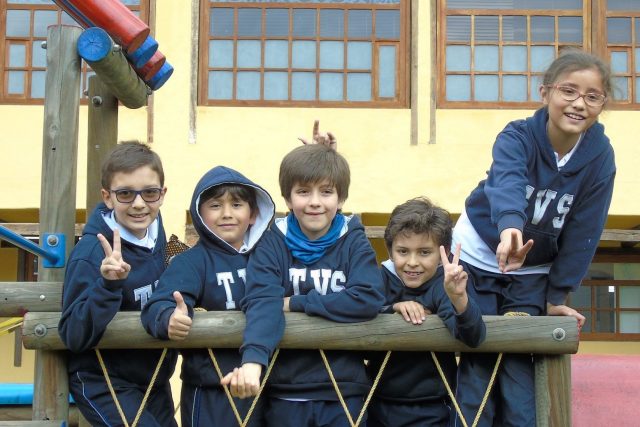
[0,225,59,265]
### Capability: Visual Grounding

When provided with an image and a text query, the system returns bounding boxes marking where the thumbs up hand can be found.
[168,291,192,340]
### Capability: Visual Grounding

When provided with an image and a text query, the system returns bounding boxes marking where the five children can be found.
[59,48,614,426]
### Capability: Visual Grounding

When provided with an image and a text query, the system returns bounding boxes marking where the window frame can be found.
[198,0,410,108]
[0,0,150,105]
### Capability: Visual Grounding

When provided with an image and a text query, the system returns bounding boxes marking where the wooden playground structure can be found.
[0,24,580,427]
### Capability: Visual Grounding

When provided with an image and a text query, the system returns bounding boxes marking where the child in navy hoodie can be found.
[222,144,385,427]
[452,49,616,427]
[367,197,485,427]
[141,165,275,427]
[59,141,177,427]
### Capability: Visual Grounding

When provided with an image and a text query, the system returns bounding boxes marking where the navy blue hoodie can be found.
[141,166,274,387]
[368,262,485,403]
[465,107,616,305]
[240,214,385,400]
[59,203,176,386]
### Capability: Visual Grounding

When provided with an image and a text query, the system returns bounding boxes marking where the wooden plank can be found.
[22,312,579,354]
[0,283,62,316]
[535,354,572,427]
[33,24,81,423]
[0,224,83,238]
[86,76,118,216]
[0,406,79,426]
[0,422,68,427]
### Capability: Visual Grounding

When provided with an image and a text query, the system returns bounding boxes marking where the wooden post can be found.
[86,76,118,216]
[33,24,82,422]
[535,354,572,427]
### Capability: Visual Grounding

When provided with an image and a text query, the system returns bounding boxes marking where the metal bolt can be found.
[83,90,89,97]
[92,96,103,106]
[39,294,46,301]
[34,324,47,337]
[41,41,47,49]
[113,44,122,52]
[552,328,566,341]
[46,235,58,246]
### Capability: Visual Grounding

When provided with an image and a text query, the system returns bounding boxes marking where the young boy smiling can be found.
[367,197,485,427]
[222,144,385,427]
[59,141,177,426]
[142,165,275,427]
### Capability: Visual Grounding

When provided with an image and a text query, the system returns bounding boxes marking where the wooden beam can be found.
[0,282,63,316]
[22,312,578,354]
[34,24,81,423]
[535,354,572,427]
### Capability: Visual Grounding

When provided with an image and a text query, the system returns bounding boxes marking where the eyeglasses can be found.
[110,188,163,203]
[546,85,607,107]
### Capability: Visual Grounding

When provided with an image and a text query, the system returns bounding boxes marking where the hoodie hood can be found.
[190,166,275,253]
[527,106,612,174]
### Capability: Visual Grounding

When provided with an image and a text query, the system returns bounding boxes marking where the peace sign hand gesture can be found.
[496,228,534,273]
[439,243,469,314]
[298,120,337,150]
[98,229,131,281]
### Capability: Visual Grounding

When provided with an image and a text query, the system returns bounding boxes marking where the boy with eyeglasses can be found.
[59,141,178,427]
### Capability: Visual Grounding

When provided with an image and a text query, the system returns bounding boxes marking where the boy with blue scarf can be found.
[222,144,385,427]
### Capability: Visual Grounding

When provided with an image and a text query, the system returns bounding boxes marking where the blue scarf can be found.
[285,213,346,265]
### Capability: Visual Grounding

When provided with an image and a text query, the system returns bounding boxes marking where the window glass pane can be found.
[446,75,470,101]
[531,75,543,102]
[531,46,555,72]
[571,286,592,308]
[265,40,288,68]
[238,8,261,37]
[503,75,527,101]
[292,71,316,100]
[292,40,316,68]
[319,72,343,101]
[581,311,592,333]
[9,44,27,67]
[474,46,498,72]
[264,71,288,100]
[503,46,527,72]
[8,71,25,94]
[446,16,471,42]
[595,310,615,332]
[32,41,46,67]
[447,0,581,8]
[61,12,75,25]
[320,9,344,38]
[475,16,498,41]
[621,312,640,333]
[379,45,396,98]
[209,40,234,67]
[34,10,57,38]
[347,41,371,70]
[236,71,260,100]
[7,10,30,37]
[531,16,555,42]
[613,76,628,101]
[376,10,399,39]
[237,40,261,68]
[502,16,526,42]
[348,10,372,38]
[8,0,54,4]
[31,70,46,98]
[620,287,640,309]
[347,73,371,101]
[611,51,628,74]
[558,16,582,43]
[474,75,498,101]
[266,9,289,37]
[608,0,640,10]
[636,78,640,102]
[293,9,316,37]
[211,8,234,37]
[320,41,344,69]
[608,17,631,44]
[446,45,470,71]
[209,71,233,99]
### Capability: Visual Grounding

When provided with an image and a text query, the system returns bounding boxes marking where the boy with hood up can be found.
[141,165,275,427]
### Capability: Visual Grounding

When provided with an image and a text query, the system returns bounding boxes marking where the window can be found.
[570,262,640,340]
[439,0,585,108]
[605,1,640,104]
[1,0,149,104]
[200,0,408,107]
